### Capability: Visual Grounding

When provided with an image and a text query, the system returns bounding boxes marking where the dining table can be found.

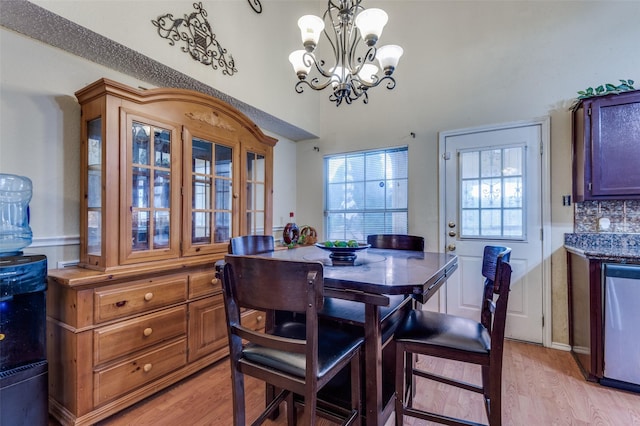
[259,244,458,426]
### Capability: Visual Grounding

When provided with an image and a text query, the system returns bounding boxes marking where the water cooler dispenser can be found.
[0,174,49,425]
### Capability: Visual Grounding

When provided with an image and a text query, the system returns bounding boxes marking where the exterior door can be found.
[440,121,546,344]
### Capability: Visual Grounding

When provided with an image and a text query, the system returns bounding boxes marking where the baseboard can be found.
[550,342,571,352]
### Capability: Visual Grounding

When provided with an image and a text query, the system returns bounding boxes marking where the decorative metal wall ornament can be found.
[152,2,237,76]
[248,0,263,14]
[288,0,403,106]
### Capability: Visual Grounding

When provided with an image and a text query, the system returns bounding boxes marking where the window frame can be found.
[323,146,409,242]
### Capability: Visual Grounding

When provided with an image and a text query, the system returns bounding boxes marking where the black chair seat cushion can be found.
[242,322,364,379]
[395,310,491,354]
[319,294,411,343]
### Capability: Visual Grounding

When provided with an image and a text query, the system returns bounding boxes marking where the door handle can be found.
[447,244,456,252]
[448,231,456,237]
[448,221,456,228]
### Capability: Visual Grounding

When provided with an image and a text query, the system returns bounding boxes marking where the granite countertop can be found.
[564,233,640,262]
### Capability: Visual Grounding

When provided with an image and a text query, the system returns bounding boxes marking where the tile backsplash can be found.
[574,200,640,233]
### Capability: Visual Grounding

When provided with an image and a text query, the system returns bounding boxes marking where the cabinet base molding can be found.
[49,350,228,426]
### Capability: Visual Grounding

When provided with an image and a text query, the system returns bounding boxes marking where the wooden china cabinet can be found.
[47,78,276,426]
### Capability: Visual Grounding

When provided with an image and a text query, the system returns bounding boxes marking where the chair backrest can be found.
[479,246,513,348]
[221,255,324,376]
[366,234,424,251]
[228,235,275,255]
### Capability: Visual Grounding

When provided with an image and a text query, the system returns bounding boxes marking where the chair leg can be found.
[481,365,490,401]
[303,387,317,426]
[286,391,296,426]
[405,351,415,406]
[230,370,246,426]
[487,369,502,426]
[265,384,279,420]
[395,342,406,426]
[351,352,362,425]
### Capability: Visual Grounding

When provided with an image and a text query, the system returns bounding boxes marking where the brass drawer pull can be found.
[143,327,153,337]
[143,363,152,373]
[211,278,220,286]
[256,315,263,323]
[144,292,154,301]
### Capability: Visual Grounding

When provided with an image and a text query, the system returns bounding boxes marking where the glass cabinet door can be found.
[182,132,236,256]
[245,150,266,235]
[86,118,102,257]
[122,114,180,263]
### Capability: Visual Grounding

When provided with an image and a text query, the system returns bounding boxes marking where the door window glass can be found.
[459,146,524,239]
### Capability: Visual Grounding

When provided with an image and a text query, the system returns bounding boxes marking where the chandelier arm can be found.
[383,76,397,90]
[324,4,341,72]
[304,53,334,80]
[291,0,399,106]
[346,3,366,73]
[295,76,335,93]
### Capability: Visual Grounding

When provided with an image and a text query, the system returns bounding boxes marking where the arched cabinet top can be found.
[75,78,277,147]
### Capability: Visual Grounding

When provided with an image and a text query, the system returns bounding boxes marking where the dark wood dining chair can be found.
[228,235,301,327]
[228,235,275,255]
[221,255,364,426]
[367,234,425,252]
[394,245,512,426]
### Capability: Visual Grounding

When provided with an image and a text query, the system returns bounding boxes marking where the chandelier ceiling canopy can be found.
[289,0,403,106]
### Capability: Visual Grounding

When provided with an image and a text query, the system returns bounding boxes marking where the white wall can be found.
[29,0,322,136]
[293,1,640,346]
[2,1,640,345]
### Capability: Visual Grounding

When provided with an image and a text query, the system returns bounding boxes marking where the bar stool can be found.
[394,246,512,426]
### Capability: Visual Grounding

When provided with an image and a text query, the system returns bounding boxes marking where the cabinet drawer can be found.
[242,309,265,332]
[94,306,187,365]
[94,338,187,407]
[189,270,220,299]
[94,276,187,323]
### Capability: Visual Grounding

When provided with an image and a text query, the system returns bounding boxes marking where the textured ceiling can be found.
[0,0,317,141]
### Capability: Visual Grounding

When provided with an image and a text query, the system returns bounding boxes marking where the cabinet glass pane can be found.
[88,120,102,166]
[192,211,211,242]
[215,145,232,177]
[132,211,149,250]
[87,118,102,256]
[132,168,150,208]
[154,210,170,248]
[88,210,101,255]
[132,123,150,165]
[154,170,170,209]
[214,212,231,242]
[254,182,265,211]
[88,170,101,208]
[215,179,231,211]
[254,212,265,234]
[154,129,171,168]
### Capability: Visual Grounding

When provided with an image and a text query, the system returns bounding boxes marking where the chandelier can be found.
[289,0,403,106]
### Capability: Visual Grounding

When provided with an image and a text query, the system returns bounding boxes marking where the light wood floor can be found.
[50,340,640,425]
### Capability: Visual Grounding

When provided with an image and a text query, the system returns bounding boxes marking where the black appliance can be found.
[0,253,48,426]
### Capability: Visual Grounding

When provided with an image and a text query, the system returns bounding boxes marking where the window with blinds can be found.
[324,146,408,242]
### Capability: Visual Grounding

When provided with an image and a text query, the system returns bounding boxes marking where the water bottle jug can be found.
[0,173,33,255]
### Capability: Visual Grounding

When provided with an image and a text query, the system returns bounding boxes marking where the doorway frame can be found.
[437,117,552,348]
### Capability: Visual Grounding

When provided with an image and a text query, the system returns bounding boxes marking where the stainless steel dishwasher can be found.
[601,263,640,393]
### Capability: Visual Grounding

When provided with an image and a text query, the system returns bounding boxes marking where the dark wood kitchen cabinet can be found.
[572,90,640,201]
[566,250,604,382]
